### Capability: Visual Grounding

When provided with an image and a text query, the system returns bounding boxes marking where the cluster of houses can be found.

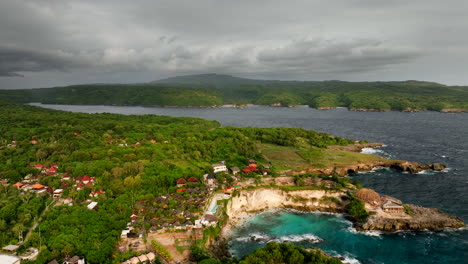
[121,186,212,239]
[120,252,156,264]
[2,163,106,210]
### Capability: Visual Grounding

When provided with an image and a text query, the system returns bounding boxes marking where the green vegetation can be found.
[151,240,172,260]
[1,74,467,111]
[239,242,342,264]
[259,143,384,171]
[0,99,356,263]
[403,204,414,216]
[345,194,370,222]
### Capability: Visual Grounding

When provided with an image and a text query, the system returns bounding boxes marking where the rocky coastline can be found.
[357,204,465,232]
[280,159,447,177]
[222,188,465,237]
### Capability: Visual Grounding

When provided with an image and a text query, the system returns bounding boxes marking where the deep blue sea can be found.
[30,104,468,264]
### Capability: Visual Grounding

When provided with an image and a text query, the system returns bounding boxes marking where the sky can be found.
[1,0,468,89]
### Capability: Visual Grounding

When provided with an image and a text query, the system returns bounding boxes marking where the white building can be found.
[0,254,21,264]
[87,202,98,210]
[212,164,227,173]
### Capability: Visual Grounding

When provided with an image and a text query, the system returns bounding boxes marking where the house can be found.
[30,140,38,144]
[2,245,20,252]
[53,189,63,198]
[230,167,240,175]
[176,178,187,187]
[47,167,58,173]
[62,174,72,181]
[137,254,148,263]
[212,164,227,173]
[176,188,187,193]
[87,202,98,210]
[32,183,45,190]
[121,229,131,238]
[242,167,258,173]
[82,176,91,184]
[187,177,199,183]
[382,200,405,214]
[13,182,24,189]
[89,190,105,198]
[0,254,21,264]
[203,174,217,186]
[201,214,218,226]
[64,197,73,205]
[145,252,156,262]
[64,255,85,264]
[224,186,234,194]
[261,169,270,176]
[34,163,44,169]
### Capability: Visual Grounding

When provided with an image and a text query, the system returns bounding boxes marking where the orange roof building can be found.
[32,183,45,190]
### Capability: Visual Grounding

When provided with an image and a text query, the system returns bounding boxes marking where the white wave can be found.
[442,167,451,172]
[274,234,322,243]
[361,147,385,155]
[328,251,362,264]
[235,232,271,242]
[347,226,383,237]
[234,233,322,244]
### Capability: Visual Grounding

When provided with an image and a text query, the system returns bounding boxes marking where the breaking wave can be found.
[328,251,362,264]
[234,232,322,243]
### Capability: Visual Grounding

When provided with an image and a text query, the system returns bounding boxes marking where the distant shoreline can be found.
[27,102,468,113]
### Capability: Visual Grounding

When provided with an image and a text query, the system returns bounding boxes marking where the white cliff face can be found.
[225,188,347,226]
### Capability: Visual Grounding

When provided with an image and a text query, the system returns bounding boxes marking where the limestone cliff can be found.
[225,188,347,227]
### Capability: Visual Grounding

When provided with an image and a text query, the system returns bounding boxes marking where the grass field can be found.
[259,143,385,171]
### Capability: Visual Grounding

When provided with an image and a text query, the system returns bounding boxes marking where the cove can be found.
[228,210,467,264]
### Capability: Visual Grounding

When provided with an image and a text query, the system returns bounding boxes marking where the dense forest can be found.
[1,74,467,111]
[0,99,353,263]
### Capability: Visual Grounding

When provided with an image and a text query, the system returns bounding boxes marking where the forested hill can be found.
[1,74,468,111]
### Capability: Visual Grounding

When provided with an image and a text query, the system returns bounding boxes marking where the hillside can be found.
[0,99,357,263]
[1,74,467,111]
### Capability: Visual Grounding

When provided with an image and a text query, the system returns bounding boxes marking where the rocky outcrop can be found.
[328,143,385,152]
[440,108,468,113]
[357,204,465,232]
[281,160,446,176]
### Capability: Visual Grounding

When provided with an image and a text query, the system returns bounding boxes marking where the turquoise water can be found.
[229,210,468,264]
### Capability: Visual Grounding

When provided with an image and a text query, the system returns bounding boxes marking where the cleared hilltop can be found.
[1,73,468,111]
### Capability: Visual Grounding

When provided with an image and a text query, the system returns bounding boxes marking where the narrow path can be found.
[23,199,56,244]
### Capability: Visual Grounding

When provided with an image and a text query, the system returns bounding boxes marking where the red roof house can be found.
[176,178,187,187]
[187,177,199,183]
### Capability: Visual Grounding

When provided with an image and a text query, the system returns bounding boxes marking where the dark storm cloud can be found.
[0,0,467,88]
[0,46,90,76]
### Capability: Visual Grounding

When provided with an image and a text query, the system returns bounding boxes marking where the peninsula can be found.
[0,99,464,264]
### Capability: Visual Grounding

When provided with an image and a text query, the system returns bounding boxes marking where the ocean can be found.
[29,104,468,264]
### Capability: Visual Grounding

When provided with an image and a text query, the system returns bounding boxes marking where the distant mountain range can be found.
[0,73,467,111]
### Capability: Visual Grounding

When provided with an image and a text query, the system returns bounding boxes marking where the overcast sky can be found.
[1,0,468,89]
